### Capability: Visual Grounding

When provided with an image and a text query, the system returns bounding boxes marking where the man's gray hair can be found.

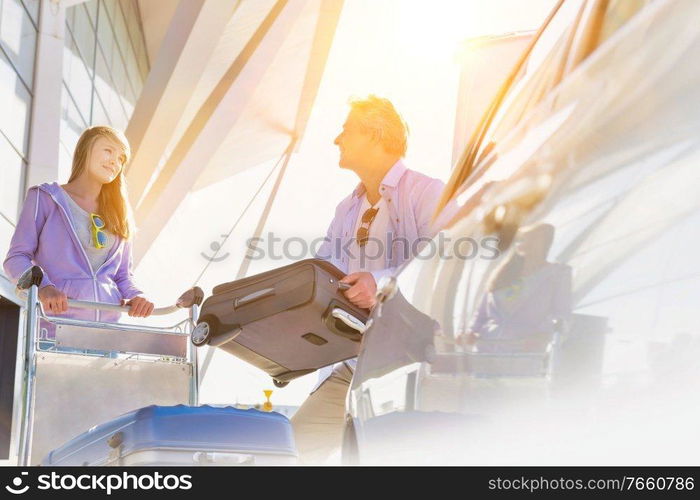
[349,95,408,157]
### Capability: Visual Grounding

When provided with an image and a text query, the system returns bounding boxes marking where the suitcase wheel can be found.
[273,379,289,388]
[192,316,218,346]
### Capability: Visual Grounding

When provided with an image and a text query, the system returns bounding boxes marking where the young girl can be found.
[3,126,154,337]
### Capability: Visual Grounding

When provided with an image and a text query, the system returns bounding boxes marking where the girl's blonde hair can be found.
[68,126,133,240]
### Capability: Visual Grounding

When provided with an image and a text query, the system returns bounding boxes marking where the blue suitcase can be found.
[42,405,297,466]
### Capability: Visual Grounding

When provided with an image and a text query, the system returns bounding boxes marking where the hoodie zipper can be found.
[44,188,111,322]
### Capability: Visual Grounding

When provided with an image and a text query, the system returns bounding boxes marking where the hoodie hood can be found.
[37,182,74,215]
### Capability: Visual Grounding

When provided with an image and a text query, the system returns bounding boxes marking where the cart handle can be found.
[15,266,204,316]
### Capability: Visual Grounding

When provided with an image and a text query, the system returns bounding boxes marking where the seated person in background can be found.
[462,223,572,352]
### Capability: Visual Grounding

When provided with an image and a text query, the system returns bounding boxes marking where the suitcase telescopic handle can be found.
[331,308,366,334]
[234,287,275,309]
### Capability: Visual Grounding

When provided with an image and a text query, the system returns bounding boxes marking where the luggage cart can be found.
[10,266,204,466]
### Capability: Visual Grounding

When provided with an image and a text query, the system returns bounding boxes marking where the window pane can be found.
[65,2,76,32]
[119,0,135,31]
[111,102,128,131]
[61,84,87,144]
[84,0,98,28]
[0,0,37,88]
[0,49,31,156]
[63,33,92,124]
[120,90,134,124]
[472,146,699,378]
[68,4,96,74]
[110,47,125,89]
[59,85,86,181]
[102,0,118,24]
[123,0,141,54]
[129,7,147,66]
[0,135,24,224]
[110,52,133,107]
[57,140,73,184]
[83,0,145,129]
[125,44,142,97]
[20,0,39,26]
[97,50,128,130]
[94,44,112,104]
[468,0,584,179]
[112,2,129,58]
[599,0,654,45]
[96,4,116,71]
[91,90,112,127]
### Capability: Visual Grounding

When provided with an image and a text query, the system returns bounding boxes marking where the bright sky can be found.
[132,0,556,408]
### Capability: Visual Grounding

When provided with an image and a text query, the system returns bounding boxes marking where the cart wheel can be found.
[192,316,217,346]
[273,379,289,388]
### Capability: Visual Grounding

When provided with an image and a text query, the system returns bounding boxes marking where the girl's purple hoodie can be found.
[3,182,143,333]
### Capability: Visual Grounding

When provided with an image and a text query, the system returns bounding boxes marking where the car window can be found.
[455,140,700,383]
[456,0,585,192]
[480,0,584,154]
[598,0,656,45]
[435,0,586,222]
[435,0,663,230]
[476,0,657,175]
[357,138,700,414]
[352,0,700,426]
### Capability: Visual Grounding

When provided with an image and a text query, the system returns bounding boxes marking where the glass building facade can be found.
[0,0,38,257]
[60,0,150,179]
[0,0,149,269]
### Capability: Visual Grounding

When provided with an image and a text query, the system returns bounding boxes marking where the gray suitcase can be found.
[192,259,368,386]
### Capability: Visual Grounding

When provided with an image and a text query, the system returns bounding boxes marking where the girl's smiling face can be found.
[87,136,126,184]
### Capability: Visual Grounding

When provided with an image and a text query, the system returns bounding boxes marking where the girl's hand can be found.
[124,296,154,317]
[38,285,68,314]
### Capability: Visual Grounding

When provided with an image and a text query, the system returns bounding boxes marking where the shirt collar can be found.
[352,159,407,198]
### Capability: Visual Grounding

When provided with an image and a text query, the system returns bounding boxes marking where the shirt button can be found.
[396,218,400,222]
[381,187,385,191]
[388,198,391,202]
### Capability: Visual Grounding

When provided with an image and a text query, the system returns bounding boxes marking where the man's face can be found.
[334,112,374,169]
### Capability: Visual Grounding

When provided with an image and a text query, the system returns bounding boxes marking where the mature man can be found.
[291,95,445,463]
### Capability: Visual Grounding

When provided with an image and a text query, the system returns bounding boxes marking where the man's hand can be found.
[124,296,155,317]
[340,272,377,309]
[38,285,68,314]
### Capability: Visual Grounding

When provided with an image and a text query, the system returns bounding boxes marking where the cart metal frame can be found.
[10,266,203,466]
